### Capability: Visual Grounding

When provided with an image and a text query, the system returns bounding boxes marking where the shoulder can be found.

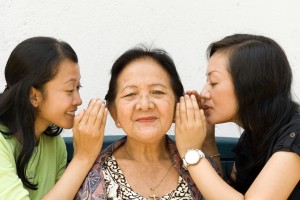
[75,137,128,200]
[0,133,14,159]
[0,132,19,157]
[271,113,300,156]
[39,134,66,159]
[41,134,65,147]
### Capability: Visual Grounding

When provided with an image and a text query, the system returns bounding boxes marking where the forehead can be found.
[48,59,80,84]
[207,51,230,76]
[117,58,171,88]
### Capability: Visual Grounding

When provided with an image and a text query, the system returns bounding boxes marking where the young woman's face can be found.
[35,59,82,132]
[111,57,176,144]
[200,51,238,124]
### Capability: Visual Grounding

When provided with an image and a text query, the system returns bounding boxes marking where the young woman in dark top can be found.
[175,34,300,199]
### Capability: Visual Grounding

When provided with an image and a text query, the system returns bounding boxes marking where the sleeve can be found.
[0,136,30,200]
[75,167,107,200]
[55,135,67,182]
[273,126,300,156]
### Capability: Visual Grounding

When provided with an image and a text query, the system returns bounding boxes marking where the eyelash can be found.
[123,90,165,98]
[67,85,82,93]
[152,90,165,95]
[124,93,137,97]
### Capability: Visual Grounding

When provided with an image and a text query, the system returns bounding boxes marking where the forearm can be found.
[42,156,94,200]
[202,125,223,176]
[188,158,243,200]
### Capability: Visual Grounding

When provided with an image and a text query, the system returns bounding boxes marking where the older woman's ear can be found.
[107,105,121,128]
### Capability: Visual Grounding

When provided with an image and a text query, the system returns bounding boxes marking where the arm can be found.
[201,124,223,177]
[185,90,223,176]
[42,99,108,200]
[175,95,300,200]
[0,138,30,200]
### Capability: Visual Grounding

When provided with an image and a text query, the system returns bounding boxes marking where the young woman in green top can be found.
[0,37,108,199]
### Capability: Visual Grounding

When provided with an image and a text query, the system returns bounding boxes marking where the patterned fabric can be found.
[76,135,217,200]
[103,156,193,199]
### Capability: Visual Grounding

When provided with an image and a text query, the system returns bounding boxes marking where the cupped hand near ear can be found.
[175,95,207,158]
[186,90,216,146]
[185,90,202,109]
[72,98,108,164]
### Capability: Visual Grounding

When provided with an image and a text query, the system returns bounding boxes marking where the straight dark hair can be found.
[105,45,184,107]
[207,34,299,189]
[0,37,78,189]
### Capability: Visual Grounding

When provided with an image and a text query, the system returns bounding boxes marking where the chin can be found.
[206,116,221,125]
[59,122,74,129]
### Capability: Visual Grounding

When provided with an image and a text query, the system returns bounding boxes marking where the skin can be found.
[200,52,238,125]
[175,52,300,200]
[110,57,179,197]
[30,59,108,199]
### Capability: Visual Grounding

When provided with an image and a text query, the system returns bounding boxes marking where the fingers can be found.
[179,96,187,122]
[191,95,201,122]
[92,102,106,129]
[185,90,198,96]
[95,104,108,131]
[79,99,97,125]
[186,90,202,109]
[184,95,195,122]
[179,95,199,122]
[74,109,85,129]
[175,102,180,124]
[200,109,207,132]
[81,99,106,127]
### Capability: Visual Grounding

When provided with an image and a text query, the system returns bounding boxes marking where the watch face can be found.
[185,149,200,164]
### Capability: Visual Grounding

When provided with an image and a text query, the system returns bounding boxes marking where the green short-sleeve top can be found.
[0,127,67,200]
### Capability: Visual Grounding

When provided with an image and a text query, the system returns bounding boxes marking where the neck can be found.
[124,136,169,163]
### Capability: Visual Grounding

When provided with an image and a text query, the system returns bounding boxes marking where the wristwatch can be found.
[182,149,205,169]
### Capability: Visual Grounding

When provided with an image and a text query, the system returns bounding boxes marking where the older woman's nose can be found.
[136,94,153,110]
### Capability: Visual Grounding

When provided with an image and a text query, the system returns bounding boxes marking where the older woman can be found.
[76,46,217,199]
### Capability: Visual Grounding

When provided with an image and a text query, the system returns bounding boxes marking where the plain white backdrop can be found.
[1,0,299,137]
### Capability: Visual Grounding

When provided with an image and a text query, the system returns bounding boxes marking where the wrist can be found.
[182,149,205,170]
[72,154,95,166]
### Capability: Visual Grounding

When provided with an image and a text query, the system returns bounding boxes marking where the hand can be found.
[186,90,216,144]
[185,90,202,109]
[175,95,207,158]
[72,99,108,164]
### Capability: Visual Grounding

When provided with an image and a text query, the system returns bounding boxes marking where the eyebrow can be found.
[64,78,79,85]
[120,83,168,92]
[207,70,221,76]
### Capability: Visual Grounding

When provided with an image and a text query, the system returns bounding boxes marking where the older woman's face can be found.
[112,57,176,143]
[200,51,238,124]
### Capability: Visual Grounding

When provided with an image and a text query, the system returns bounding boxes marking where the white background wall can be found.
[1,0,299,138]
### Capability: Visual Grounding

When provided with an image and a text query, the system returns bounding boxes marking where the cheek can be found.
[115,103,133,120]
[157,101,176,118]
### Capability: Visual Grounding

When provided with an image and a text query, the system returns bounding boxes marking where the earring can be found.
[116,122,121,127]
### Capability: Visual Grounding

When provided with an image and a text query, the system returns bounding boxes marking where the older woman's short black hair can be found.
[105,45,184,108]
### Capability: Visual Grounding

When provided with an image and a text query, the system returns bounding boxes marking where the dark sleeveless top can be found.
[233,113,300,199]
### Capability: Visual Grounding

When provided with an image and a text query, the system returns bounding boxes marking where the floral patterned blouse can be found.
[103,156,193,199]
[76,136,218,200]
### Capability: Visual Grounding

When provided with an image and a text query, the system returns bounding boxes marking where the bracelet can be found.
[209,153,221,158]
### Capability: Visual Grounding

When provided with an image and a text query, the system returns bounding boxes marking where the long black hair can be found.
[207,34,299,190]
[0,36,78,189]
